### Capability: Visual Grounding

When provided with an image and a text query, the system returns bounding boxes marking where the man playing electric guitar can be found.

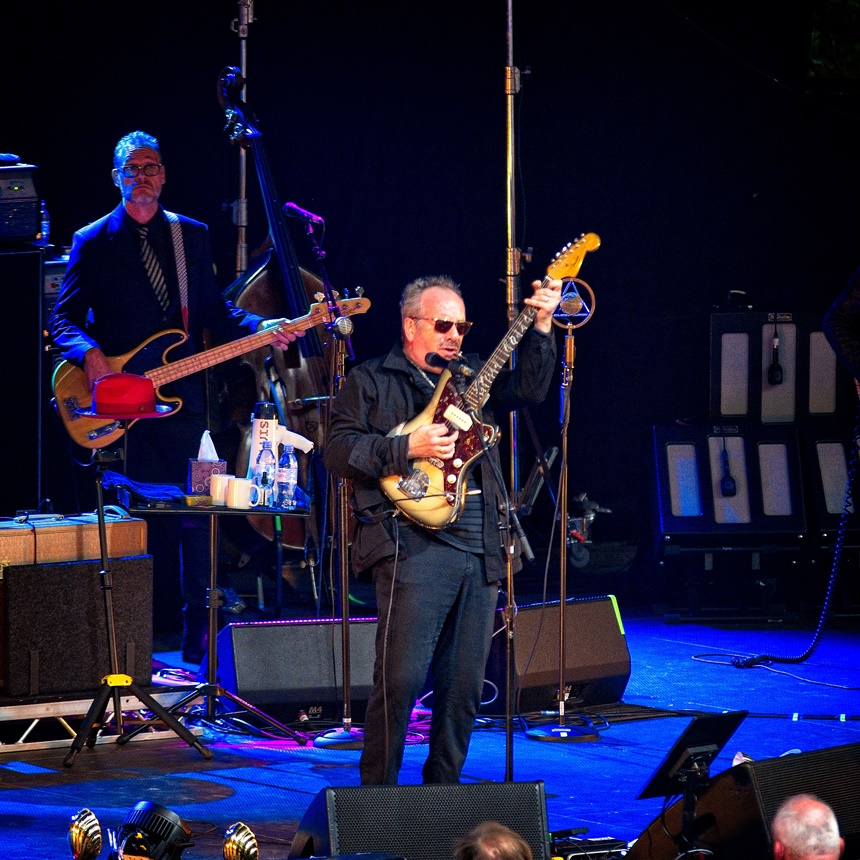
[49,130,301,663]
[325,272,562,784]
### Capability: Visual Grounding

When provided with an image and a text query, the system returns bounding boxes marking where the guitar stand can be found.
[119,511,309,746]
[64,449,212,767]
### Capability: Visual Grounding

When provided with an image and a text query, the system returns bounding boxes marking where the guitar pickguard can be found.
[381,376,498,529]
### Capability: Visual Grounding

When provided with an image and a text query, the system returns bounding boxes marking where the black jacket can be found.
[823,265,860,383]
[324,327,557,581]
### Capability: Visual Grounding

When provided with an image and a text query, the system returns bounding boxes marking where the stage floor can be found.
[0,602,858,860]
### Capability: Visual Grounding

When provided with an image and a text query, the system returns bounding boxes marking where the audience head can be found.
[454,821,533,860]
[771,794,844,860]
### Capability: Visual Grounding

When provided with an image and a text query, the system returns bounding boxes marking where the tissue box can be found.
[188,459,228,494]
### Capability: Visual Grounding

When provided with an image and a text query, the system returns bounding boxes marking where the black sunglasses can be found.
[412,317,473,336]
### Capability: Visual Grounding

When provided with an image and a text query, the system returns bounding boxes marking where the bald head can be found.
[772,794,844,860]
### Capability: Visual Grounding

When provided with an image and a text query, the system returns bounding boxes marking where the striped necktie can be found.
[138,224,170,310]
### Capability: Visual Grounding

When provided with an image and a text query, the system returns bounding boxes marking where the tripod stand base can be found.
[526,724,600,742]
[64,676,212,767]
[144,683,311,746]
[313,727,365,749]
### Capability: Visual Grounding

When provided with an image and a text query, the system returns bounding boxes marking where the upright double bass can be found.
[216,66,344,559]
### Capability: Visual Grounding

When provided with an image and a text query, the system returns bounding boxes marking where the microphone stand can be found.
[230,0,254,279]
[293,216,364,750]
[463,377,534,782]
[504,0,524,505]
[527,281,597,743]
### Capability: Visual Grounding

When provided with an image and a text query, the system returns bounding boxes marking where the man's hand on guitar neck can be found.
[259,317,304,349]
[525,278,563,333]
[84,348,114,392]
[408,423,459,461]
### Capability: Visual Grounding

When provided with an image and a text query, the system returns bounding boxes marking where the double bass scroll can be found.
[218,65,337,554]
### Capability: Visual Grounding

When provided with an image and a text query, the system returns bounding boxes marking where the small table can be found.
[126,500,311,743]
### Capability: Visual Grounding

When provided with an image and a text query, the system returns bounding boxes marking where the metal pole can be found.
[505,0,522,496]
[232,0,254,277]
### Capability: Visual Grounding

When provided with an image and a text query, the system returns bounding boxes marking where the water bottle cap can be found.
[253,401,278,419]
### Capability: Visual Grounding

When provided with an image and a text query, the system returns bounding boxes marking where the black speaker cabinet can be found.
[0,247,42,517]
[1,555,153,698]
[627,742,860,860]
[709,311,855,424]
[289,781,552,860]
[652,422,807,551]
[484,595,630,714]
[201,617,378,722]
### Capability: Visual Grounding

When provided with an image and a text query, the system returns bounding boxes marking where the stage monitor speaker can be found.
[627,742,860,860]
[201,618,377,723]
[482,595,630,714]
[289,780,551,860]
[1,555,153,698]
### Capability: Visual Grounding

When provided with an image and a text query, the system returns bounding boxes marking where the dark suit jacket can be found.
[50,203,264,416]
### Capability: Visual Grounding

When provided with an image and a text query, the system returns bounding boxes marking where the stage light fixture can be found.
[223,821,259,860]
[69,808,103,860]
[114,801,192,859]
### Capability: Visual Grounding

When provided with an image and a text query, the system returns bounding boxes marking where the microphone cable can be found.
[731,400,860,669]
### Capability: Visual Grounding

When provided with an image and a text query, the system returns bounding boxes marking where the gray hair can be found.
[399,275,462,324]
[772,794,841,859]
[114,131,160,168]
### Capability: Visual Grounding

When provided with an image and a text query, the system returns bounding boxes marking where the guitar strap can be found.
[165,210,189,333]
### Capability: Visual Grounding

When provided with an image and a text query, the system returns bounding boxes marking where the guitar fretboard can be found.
[464,304,540,411]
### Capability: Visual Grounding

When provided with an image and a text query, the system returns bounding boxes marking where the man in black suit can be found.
[50,130,299,662]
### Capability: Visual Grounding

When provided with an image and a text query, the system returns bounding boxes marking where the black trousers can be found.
[359,537,499,785]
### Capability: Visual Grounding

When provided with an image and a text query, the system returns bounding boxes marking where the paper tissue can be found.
[188,430,228,495]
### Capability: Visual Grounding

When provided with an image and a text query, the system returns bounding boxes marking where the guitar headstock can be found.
[547,233,601,281]
[307,296,372,321]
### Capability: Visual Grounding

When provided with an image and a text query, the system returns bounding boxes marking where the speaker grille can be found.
[483,596,630,713]
[2,555,153,696]
[291,781,551,860]
[749,745,860,840]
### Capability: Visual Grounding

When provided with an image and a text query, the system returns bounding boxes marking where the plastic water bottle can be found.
[276,444,298,508]
[252,439,277,507]
[35,200,50,247]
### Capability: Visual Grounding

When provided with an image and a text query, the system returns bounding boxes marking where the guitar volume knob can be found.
[453,458,463,468]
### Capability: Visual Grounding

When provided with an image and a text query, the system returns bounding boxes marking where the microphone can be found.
[559,282,584,315]
[767,323,783,385]
[720,446,737,497]
[425,352,475,378]
[283,201,325,225]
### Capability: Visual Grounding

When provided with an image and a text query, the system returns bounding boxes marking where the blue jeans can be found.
[359,538,499,784]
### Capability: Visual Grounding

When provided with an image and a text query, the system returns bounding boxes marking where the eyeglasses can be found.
[412,317,473,336]
[117,163,163,178]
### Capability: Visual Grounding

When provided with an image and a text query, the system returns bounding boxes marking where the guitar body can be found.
[380,371,498,529]
[378,234,600,529]
[51,299,371,451]
[51,329,187,449]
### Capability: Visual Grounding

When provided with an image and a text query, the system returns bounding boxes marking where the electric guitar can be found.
[380,234,600,529]
[52,297,371,450]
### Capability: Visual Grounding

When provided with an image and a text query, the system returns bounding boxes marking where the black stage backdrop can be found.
[7,1,859,588]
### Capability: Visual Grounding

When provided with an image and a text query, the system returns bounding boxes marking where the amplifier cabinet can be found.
[0,554,153,697]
